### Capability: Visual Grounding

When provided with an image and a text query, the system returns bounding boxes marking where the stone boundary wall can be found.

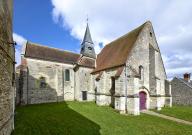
[0,0,14,134]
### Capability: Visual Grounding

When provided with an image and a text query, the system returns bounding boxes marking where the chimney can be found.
[184,73,191,82]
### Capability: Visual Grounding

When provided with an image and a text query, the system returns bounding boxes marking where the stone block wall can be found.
[126,22,168,110]
[94,67,125,106]
[75,67,94,101]
[18,58,76,104]
[0,0,14,134]
[16,57,96,104]
[171,78,192,105]
[94,22,171,115]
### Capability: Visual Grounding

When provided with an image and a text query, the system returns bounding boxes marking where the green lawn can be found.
[12,102,192,135]
[155,105,192,122]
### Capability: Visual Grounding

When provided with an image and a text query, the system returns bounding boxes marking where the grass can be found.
[154,105,192,122]
[12,102,192,135]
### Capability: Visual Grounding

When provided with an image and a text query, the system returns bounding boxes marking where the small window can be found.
[82,91,87,100]
[150,32,152,37]
[139,66,144,80]
[65,69,70,81]
[40,77,46,88]
[88,47,92,50]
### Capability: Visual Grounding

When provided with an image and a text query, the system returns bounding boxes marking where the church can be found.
[16,21,172,115]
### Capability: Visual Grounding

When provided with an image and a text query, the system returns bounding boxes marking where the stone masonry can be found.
[0,0,15,134]
[93,21,172,115]
[171,77,192,105]
[16,21,171,116]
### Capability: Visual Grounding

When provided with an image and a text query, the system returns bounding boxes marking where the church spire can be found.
[80,22,96,59]
[82,23,93,44]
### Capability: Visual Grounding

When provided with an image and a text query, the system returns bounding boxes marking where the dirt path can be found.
[142,110,192,126]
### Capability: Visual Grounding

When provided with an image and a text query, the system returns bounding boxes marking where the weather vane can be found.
[86,14,89,24]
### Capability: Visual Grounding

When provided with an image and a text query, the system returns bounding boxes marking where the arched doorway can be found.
[139,91,147,110]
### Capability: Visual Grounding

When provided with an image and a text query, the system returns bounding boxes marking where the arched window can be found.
[150,32,152,37]
[39,76,46,88]
[139,66,144,81]
[65,69,70,81]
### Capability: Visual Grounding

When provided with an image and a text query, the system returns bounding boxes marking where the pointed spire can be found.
[82,23,93,45]
[80,20,96,59]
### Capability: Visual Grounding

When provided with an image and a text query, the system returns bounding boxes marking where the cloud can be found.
[51,0,192,79]
[13,33,27,46]
[13,33,27,66]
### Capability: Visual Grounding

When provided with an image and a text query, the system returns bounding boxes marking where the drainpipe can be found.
[125,64,128,113]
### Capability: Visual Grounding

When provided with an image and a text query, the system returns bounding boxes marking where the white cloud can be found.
[51,0,192,79]
[13,33,27,66]
[13,33,27,46]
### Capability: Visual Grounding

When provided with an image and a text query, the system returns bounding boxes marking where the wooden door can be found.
[139,91,146,110]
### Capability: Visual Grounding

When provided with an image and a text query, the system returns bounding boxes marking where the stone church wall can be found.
[93,22,170,115]
[125,22,169,110]
[75,67,95,101]
[93,68,126,112]
[0,0,14,134]
[18,58,75,104]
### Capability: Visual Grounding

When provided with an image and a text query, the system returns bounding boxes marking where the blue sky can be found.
[14,0,192,79]
[14,0,80,52]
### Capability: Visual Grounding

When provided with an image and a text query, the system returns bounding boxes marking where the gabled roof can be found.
[92,22,148,73]
[24,42,95,68]
[25,42,80,64]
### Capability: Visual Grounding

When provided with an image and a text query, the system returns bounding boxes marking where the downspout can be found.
[125,64,128,113]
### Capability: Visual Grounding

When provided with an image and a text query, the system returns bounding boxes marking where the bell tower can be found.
[80,23,96,59]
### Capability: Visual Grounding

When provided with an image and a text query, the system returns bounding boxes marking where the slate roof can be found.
[176,77,192,89]
[81,23,93,45]
[24,42,95,68]
[92,22,148,73]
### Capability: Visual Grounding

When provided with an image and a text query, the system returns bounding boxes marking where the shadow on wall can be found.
[16,67,65,105]
[12,102,101,135]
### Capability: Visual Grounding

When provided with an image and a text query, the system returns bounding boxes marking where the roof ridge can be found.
[93,21,151,73]
[177,77,192,89]
[27,41,80,55]
[104,21,147,47]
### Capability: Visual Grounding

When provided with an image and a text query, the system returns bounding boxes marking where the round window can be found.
[88,47,92,50]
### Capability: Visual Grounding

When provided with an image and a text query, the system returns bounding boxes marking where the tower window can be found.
[88,47,92,50]
[65,69,70,81]
[139,66,144,81]
[150,32,152,37]
[39,77,46,88]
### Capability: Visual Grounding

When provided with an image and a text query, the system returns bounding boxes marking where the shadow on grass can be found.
[15,68,100,134]
[12,102,101,135]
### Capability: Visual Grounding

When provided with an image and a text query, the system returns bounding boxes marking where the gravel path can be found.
[142,110,192,125]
